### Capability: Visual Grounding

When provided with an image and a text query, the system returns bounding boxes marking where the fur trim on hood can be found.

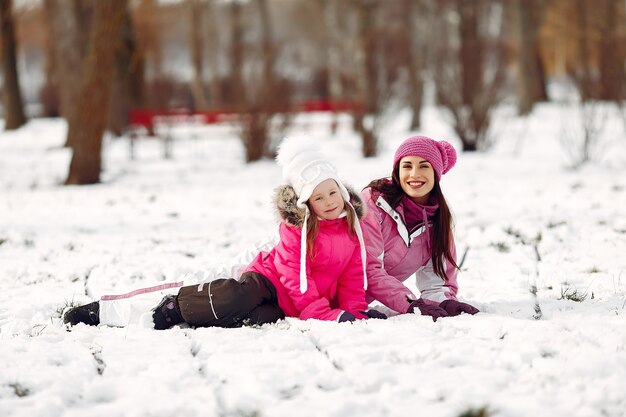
[274,183,365,228]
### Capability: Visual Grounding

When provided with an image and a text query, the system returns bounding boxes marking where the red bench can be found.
[128,108,238,135]
[127,100,362,135]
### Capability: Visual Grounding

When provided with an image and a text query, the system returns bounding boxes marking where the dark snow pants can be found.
[177,272,285,328]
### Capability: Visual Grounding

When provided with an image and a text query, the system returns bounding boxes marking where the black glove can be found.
[407,299,448,322]
[439,299,479,316]
[338,311,356,322]
[360,309,387,320]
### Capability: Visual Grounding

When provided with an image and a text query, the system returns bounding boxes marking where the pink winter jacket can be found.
[246,185,368,321]
[361,187,459,313]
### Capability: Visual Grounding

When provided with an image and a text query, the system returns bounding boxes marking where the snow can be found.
[1,105,625,417]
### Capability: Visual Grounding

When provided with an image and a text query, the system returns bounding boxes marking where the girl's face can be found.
[398,156,435,204]
[308,179,345,220]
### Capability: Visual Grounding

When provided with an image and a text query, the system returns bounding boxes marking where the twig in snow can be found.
[559,285,587,302]
[9,382,30,397]
[458,247,469,269]
[529,283,543,320]
[533,243,541,262]
[299,329,343,371]
[508,228,543,319]
[90,345,106,375]
[83,266,96,297]
[613,271,623,295]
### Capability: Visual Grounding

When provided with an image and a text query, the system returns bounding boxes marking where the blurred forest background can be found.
[1,0,625,184]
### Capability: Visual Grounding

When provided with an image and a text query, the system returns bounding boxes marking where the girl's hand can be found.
[360,309,387,320]
[439,299,479,316]
[338,312,356,322]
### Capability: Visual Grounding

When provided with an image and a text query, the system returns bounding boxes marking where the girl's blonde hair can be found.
[305,200,356,258]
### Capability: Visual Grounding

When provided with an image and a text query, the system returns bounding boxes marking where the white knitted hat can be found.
[276,137,368,294]
[277,137,350,208]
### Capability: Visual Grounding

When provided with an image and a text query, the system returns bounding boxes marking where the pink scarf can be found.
[401,195,439,232]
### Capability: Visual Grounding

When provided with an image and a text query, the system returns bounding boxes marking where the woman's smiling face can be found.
[398,156,435,204]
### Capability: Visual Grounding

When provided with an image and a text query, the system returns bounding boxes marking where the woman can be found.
[361,135,479,321]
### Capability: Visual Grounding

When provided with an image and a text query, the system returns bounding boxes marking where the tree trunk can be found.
[230,1,245,111]
[205,0,222,109]
[598,0,624,101]
[574,0,594,100]
[354,114,377,157]
[44,0,92,147]
[189,0,207,110]
[515,0,535,114]
[135,0,162,79]
[319,0,343,101]
[41,3,60,117]
[514,0,547,115]
[354,0,378,157]
[258,0,275,108]
[457,0,482,106]
[434,0,506,152]
[108,7,145,136]
[404,0,422,130]
[0,0,27,130]
[66,0,127,185]
[247,0,274,160]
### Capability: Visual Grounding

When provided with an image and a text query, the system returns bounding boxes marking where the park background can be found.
[1,1,626,416]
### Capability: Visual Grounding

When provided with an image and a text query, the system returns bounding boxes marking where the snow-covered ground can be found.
[1,105,625,417]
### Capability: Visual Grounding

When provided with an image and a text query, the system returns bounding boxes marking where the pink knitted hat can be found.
[393,136,457,179]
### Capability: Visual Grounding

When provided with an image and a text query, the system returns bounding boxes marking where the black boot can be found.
[152,295,184,330]
[63,301,100,326]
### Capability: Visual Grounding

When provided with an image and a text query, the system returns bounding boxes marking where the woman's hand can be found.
[407,299,448,322]
[439,299,479,316]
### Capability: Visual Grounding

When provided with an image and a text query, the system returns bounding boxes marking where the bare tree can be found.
[560,0,623,167]
[135,0,165,103]
[44,0,94,147]
[259,0,275,106]
[108,6,145,136]
[598,0,625,102]
[563,0,624,100]
[189,0,207,110]
[229,0,245,110]
[0,0,27,130]
[205,0,223,109]
[66,0,128,185]
[560,101,609,168]
[353,0,379,157]
[570,0,595,101]
[512,0,548,115]
[40,8,60,118]
[228,0,292,162]
[317,0,356,135]
[348,0,416,156]
[433,0,508,151]
[403,0,424,130]
[318,0,345,102]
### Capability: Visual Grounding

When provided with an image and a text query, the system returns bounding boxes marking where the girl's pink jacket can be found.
[360,187,459,313]
[246,185,368,321]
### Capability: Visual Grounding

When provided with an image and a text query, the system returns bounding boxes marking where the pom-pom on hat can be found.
[277,137,350,207]
[393,136,457,179]
[276,137,367,294]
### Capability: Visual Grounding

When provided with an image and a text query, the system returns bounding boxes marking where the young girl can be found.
[64,139,386,329]
[361,135,479,321]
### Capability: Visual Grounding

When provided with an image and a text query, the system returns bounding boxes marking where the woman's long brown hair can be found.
[304,201,356,259]
[366,166,458,280]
